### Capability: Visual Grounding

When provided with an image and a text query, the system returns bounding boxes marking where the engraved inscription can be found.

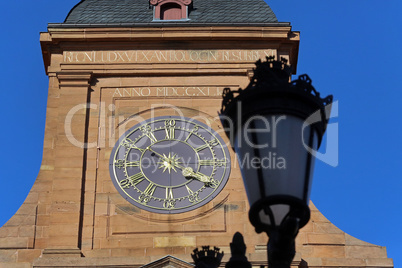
[112,86,228,97]
[64,49,276,63]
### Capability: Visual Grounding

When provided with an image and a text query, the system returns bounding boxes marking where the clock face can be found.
[109,116,231,214]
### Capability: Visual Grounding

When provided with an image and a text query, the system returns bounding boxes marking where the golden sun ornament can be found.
[158,152,182,173]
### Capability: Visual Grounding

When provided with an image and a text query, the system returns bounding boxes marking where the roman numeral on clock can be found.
[128,172,144,185]
[165,119,176,139]
[119,172,144,189]
[195,139,219,152]
[185,185,194,195]
[208,139,219,147]
[185,126,199,142]
[144,183,156,196]
[114,159,125,169]
[122,138,145,153]
[166,188,174,199]
[195,144,209,152]
[146,132,157,143]
[126,161,140,167]
[186,185,199,203]
[141,125,157,143]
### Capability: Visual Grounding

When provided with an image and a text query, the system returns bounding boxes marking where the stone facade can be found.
[0,22,393,268]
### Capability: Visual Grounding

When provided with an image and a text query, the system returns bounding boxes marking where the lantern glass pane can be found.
[234,114,318,208]
[305,127,318,205]
[259,204,290,227]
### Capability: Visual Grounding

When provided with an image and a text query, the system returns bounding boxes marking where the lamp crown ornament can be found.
[253,56,292,85]
[191,246,224,268]
[222,57,332,116]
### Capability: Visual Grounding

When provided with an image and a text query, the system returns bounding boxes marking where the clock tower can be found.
[0,0,393,267]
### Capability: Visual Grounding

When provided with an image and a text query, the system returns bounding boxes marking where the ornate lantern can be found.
[220,57,333,267]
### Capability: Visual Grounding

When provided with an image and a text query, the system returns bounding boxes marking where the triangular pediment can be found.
[141,255,195,268]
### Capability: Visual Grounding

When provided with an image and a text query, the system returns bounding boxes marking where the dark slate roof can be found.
[61,0,280,26]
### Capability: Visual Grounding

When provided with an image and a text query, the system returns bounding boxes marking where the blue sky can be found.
[0,0,401,266]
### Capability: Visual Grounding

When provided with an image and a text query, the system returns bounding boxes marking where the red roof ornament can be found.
[150,0,193,20]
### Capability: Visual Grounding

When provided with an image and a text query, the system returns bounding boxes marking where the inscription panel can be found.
[64,49,276,64]
[109,86,231,98]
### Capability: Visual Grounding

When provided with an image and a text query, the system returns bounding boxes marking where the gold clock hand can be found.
[181,167,211,183]
[147,146,168,160]
[193,173,211,184]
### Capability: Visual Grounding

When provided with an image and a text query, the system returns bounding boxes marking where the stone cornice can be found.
[56,72,93,88]
[42,26,298,41]
[40,26,299,75]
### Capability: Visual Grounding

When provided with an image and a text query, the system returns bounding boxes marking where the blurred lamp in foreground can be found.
[220,57,333,267]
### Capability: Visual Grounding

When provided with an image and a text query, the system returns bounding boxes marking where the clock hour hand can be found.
[182,167,211,183]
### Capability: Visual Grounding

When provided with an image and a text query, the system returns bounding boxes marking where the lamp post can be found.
[220,57,333,267]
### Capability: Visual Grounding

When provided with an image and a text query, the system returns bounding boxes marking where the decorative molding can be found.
[56,72,93,88]
[42,248,82,258]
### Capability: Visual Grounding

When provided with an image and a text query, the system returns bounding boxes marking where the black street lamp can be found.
[220,57,333,267]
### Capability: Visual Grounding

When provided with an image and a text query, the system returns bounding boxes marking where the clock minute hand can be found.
[146,146,167,160]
